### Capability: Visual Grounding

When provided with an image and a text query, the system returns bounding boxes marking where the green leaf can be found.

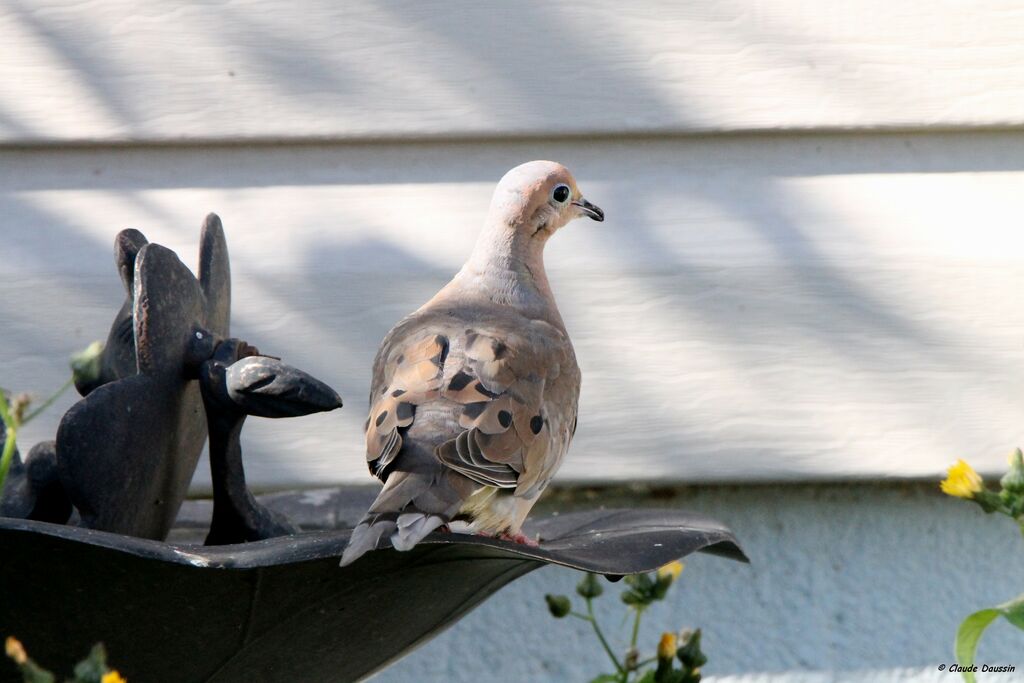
[588,675,621,683]
[955,609,1001,683]
[955,593,1024,682]
[997,593,1024,631]
[635,671,657,683]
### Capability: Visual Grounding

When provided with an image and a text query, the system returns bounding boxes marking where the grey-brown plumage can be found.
[341,161,603,566]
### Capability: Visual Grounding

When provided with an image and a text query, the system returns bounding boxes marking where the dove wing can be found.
[364,312,575,496]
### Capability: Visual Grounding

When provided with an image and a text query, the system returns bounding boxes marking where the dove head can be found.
[453,161,603,316]
[485,160,604,245]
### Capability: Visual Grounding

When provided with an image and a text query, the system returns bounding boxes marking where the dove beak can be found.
[572,198,604,222]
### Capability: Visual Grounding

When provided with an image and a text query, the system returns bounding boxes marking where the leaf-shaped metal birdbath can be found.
[0,508,745,682]
[0,216,747,683]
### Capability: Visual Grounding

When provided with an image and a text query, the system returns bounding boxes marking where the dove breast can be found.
[364,307,580,512]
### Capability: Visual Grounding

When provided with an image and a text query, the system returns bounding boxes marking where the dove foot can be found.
[496,531,539,547]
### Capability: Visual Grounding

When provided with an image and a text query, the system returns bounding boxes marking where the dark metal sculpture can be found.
[55,223,231,539]
[0,441,69,524]
[2,215,342,542]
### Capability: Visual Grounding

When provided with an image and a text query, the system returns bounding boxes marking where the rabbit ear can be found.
[198,213,231,338]
[114,229,149,295]
[132,243,207,377]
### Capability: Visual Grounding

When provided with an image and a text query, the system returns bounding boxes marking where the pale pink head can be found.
[486,160,604,240]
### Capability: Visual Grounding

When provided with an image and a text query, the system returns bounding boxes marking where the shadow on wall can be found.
[2,1,681,139]
[1,2,1005,141]
[7,132,1024,483]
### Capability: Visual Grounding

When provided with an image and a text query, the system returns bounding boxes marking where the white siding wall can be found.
[3,2,1024,489]
[4,1,1024,141]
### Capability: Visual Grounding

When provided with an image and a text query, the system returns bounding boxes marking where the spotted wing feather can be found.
[433,330,550,488]
[365,333,447,477]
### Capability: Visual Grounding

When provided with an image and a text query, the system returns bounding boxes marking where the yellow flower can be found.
[4,637,27,665]
[658,631,678,660]
[941,459,983,499]
[102,671,127,683]
[657,560,684,582]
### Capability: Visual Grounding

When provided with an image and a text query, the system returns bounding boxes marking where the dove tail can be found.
[340,516,397,566]
[339,511,448,566]
[339,468,462,566]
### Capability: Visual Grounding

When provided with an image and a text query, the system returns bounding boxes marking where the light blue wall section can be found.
[373,484,1024,682]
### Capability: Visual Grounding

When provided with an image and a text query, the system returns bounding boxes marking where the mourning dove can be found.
[340,160,604,566]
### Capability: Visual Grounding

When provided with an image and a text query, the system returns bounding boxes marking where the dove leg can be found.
[465,491,539,542]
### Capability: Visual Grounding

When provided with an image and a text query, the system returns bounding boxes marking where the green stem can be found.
[0,425,17,493]
[0,389,13,428]
[0,389,16,493]
[630,606,644,650]
[625,607,644,683]
[586,597,625,677]
[23,376,73,425]
[635,656,658,669]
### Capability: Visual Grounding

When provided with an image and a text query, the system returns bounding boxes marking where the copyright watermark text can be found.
[938,663,1016,673]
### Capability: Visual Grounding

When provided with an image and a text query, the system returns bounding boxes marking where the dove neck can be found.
[456,222,562,323]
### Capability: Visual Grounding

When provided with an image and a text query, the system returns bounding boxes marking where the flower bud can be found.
[620,589,645,607]
[5,637,26,665]
[625,572,654,590]
[624,647,639,671]
[654,636,676,682]
[622,572,656,607]
[10,394,30,426]
[544,594,571,618]
[70,341,105,389]
[657,561,684,583]
[678,628,708,669]
[652,560,684,600]
[576,572,604,599]
[1000,448,1024,495]
[658,632,678,661]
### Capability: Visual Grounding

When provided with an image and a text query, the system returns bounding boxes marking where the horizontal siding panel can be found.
[4,131,1024,488]
[2,1,1024,144]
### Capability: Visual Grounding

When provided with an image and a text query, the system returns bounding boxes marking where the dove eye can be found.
[551,184,571,204]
